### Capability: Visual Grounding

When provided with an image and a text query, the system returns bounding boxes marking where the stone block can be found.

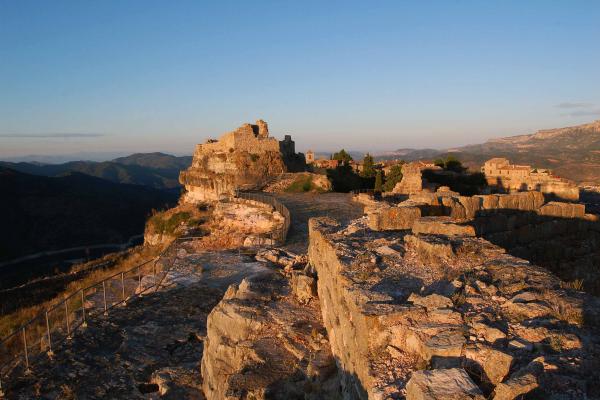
[538,202,585,218]
[367,205,421,231]
[412,217,476,237]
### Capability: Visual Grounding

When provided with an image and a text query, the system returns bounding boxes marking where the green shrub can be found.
[149,211,192,235]
[286,175,318,193]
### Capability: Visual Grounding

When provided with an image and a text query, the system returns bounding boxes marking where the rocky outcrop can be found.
[263,172,332,193]
[308,216,600,399]
[200,271,339,399]
[180,120,304,203]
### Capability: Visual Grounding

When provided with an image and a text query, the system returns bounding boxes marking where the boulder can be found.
[493,357,544,400]
[408,293,454,310]
[469,322,506,343]
[464,344,513,385]
[291,273,317,304]
[406,368,485,400]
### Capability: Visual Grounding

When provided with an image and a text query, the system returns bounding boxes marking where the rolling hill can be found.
[0,152,192,190]
[0,167,178,262]
[380,120,600,184]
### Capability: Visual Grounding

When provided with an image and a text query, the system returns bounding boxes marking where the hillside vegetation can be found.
[0,167,178,262]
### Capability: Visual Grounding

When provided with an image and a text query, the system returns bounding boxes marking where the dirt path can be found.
[271,192,364,253]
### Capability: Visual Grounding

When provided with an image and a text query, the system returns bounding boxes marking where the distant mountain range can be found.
[376,120,600,184]
[0,167,178,261]
[0,152,192,190]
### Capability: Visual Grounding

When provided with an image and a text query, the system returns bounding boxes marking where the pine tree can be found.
[383,163,404,192]
[361,153,375,178]
[332,149,353,165]
[374,170,383,193]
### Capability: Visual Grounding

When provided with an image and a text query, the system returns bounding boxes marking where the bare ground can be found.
[271,192,364,253]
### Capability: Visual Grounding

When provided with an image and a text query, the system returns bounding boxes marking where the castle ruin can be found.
[179,120,303,203]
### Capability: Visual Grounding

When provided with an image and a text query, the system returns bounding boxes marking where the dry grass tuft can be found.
[559,279,584,291]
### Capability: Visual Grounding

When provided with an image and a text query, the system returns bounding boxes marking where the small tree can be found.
[374,170,383,193]
[444,155,464,173]
[434,158,445,168]
[383,163,404,192]
[361,153,376,178]
[332,149,353,165]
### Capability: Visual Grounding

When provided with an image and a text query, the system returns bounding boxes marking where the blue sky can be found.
[1,0,599,159]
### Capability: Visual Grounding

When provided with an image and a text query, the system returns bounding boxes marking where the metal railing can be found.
[234,191,291,244]
[0,237,186,394]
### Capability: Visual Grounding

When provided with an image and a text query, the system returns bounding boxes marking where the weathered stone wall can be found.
[308,216,600,399]
[367,190,600,293]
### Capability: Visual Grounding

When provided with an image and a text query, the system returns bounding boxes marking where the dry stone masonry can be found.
[365,189,600,294]
[308,215,600,399]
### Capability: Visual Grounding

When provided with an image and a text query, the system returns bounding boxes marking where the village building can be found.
[482,157,579,201]
[312,159,340,169]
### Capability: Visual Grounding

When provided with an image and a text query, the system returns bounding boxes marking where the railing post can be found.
[121,272,126,305]
[152,260,158,292]
[102,281,108,315]
[22,327,30,373]
[45,311,53,357]
[64,300,71,339]
[153,261,156,287]
[137,266,142,294]
[81,289,87,328]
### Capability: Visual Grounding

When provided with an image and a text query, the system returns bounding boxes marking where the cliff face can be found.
[308,216,600,399]
[179,120,296,203]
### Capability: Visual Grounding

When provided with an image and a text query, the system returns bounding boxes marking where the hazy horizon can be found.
[2,1,600,158]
